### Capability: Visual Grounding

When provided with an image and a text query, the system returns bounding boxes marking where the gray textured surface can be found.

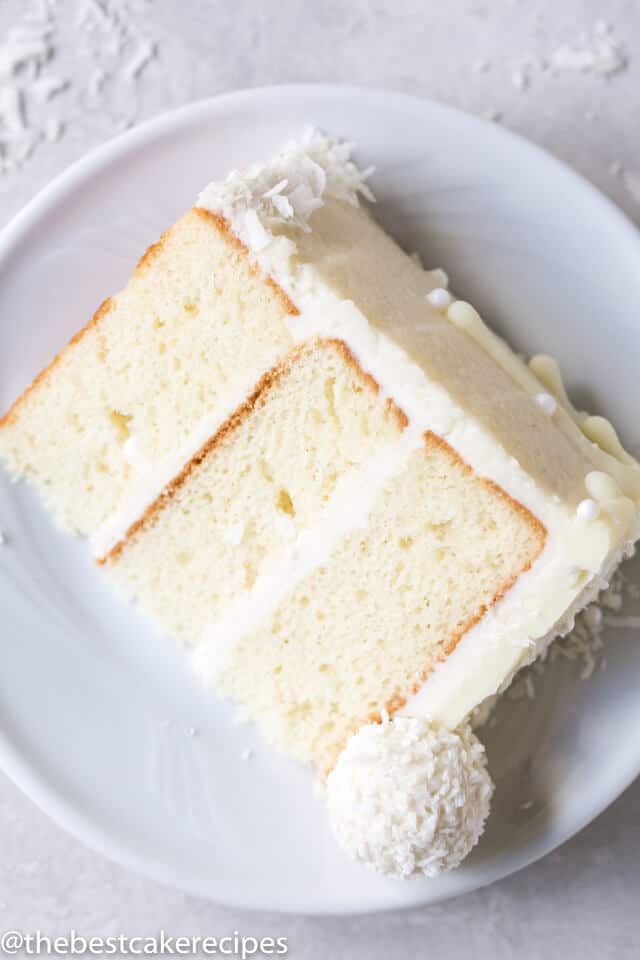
[1,0,639,954]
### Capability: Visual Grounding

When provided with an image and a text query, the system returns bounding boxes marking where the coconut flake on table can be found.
[123,36,156,81]
[473,58,491,74]
[550,23,627,76]
[0,0,158,175]
[622,169,640,206]
[511,68,529,92]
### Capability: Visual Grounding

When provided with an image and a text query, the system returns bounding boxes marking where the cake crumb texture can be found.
[104,339,404,644]
[211,426,544,766]
[0,209,295,533]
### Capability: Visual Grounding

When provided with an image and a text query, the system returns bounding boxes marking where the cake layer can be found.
[0,209,296,533]
[2,129,639,780]
[192,133,640,740]
[101,339,405,643]
[194,433,544,767]
[266,195,640,510]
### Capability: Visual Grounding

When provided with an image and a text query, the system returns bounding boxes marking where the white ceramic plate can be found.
[1,86,639,915]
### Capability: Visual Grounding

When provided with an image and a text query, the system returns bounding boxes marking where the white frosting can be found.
[404,545,630,727]
[190,131,640,726]
[426,267,449,289]
[97,130,640,733]
[326,717,493,878]
[92,368,265,558]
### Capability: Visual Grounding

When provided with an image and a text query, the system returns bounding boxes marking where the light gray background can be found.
[1,0,639,955]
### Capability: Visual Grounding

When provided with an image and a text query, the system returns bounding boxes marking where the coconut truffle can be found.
[326,717,493,878]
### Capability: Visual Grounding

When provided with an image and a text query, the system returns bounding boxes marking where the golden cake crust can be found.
[0,208,299,431]
[0,296,114,429]
[0,197,548,774]
[321,430,547,774]
[98,337,408,564]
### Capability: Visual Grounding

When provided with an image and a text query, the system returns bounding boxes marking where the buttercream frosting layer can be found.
[194,131,640,724]
[103,130,640,728]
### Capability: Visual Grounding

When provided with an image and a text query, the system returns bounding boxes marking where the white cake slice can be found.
[2,130,639,877]
[0,209,298,532]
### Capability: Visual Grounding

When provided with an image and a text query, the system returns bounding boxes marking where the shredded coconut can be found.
[499,22,627,96]
[0,0,158,175]
[326,717,493,878]
[45,115,63,142]
[473,566,638,718]
[88,67,106,98]
[622,169,640,206]
[123,36,156,81]
[508,567,634,700]
[198,128,374,261]
[551,25,626,76]
[511,68,529,92]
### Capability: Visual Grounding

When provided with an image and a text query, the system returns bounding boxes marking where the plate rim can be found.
[1,83,639,915]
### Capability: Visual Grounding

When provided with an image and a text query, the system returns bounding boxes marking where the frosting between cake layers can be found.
[91,131,640,731]
[91,366,274,559]
[192,130,640,726]
[193,257,637,723]
[192,427,424,681]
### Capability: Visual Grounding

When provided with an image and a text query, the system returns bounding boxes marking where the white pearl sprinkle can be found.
[426,288,453,310]
[576,499,600,522]
[535,392,557,416]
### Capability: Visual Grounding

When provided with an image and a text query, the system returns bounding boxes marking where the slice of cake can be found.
[2,130,639,878]
[0,209,298,533]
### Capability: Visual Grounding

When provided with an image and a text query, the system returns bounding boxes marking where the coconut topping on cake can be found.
[327,717,493,878]
[198,128,374,255]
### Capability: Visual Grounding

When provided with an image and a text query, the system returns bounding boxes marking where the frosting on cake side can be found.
[189,130,640,729]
